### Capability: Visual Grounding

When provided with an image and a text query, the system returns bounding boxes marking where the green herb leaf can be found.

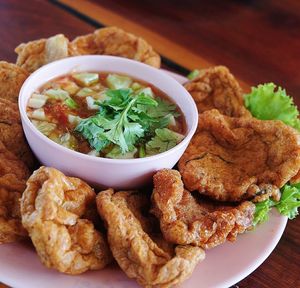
[103,107,144,153]
[276,184,300,219]
[139,144,146,158]
[75,117,109,152]
[253,199,274,226]
[131,97,179,132]
[245,83,300,131]
[75,88,182,155]
[136,93,158,106]
[146,98,180,118]
[104,89,132,110]
[146,128,184,154]
[253,182,300,226]
[76,89,144,153]
[187,69,200,80]
[123,122,144,148]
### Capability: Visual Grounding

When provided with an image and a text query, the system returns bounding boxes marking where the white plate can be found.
[0,71,288,288]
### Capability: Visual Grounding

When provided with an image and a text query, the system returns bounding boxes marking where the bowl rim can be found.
[19,55,198,164]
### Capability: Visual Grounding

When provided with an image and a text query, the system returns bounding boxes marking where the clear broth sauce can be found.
[26,72,186,159]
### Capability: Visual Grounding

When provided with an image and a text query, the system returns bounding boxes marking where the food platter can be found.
[0,70,288,288]
[0,210,287,288]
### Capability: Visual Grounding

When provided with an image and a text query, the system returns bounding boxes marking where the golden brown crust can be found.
[20,167,112,274]
[0,61,29,102]
[0,174,28,244]
[290,169,300,184]
[15,28,160,73]
[179,109,300,202]
[0,98,36,170]
[96,189,205,288]
[0,141,29,244]
[0,140,30,180]
[184,66,250,117]
[70,33,98,55]
[152,169,255,249]
[15,34,69,73]
[15,38,46,73]
[71,27,161,68]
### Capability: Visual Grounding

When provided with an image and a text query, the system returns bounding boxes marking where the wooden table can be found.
[0,0,299,287]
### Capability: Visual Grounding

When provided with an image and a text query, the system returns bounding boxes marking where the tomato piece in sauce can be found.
[45,103,68,126]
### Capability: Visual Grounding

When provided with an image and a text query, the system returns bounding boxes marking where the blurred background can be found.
[0,0,299,102]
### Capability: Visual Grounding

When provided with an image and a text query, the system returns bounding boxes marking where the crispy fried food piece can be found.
[15,34,69,73]
[96,189,205,288]
[0,141,30,180]
[0,61,29,102]
[0,98,36,170]
[179,109,300,202]
[184,66,250,117]
[0,174,28,243]
[20,167,112,274]
[71,27,161,68]
[152,169,255,249]
[0,141,29,244]
[290,170,300,184]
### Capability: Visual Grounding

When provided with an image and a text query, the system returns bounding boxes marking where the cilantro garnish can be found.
[146,128,184,154]
[75,89,182,154]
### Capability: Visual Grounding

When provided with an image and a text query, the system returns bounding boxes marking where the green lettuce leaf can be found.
[253,199,274,226]
[253,183,300,226]
[276,184,300,219]
[245,83,300,131]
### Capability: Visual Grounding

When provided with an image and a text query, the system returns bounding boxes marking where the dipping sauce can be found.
[26,72,186,159]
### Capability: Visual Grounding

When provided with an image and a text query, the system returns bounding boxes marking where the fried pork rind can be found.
[0,61,29,102]
[0,141,30,180]
[184,66,250,117]
[71,27,161,68]
[152,169,255,249]
[290,170,300,184]
[179,109,300,202]
[15,34,69,73]
[96,189,205,288]
[20,167,112,274]
[0,98,36,170]
[0,141,29,244]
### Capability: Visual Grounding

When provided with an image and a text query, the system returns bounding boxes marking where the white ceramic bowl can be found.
[19,55,198,189]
